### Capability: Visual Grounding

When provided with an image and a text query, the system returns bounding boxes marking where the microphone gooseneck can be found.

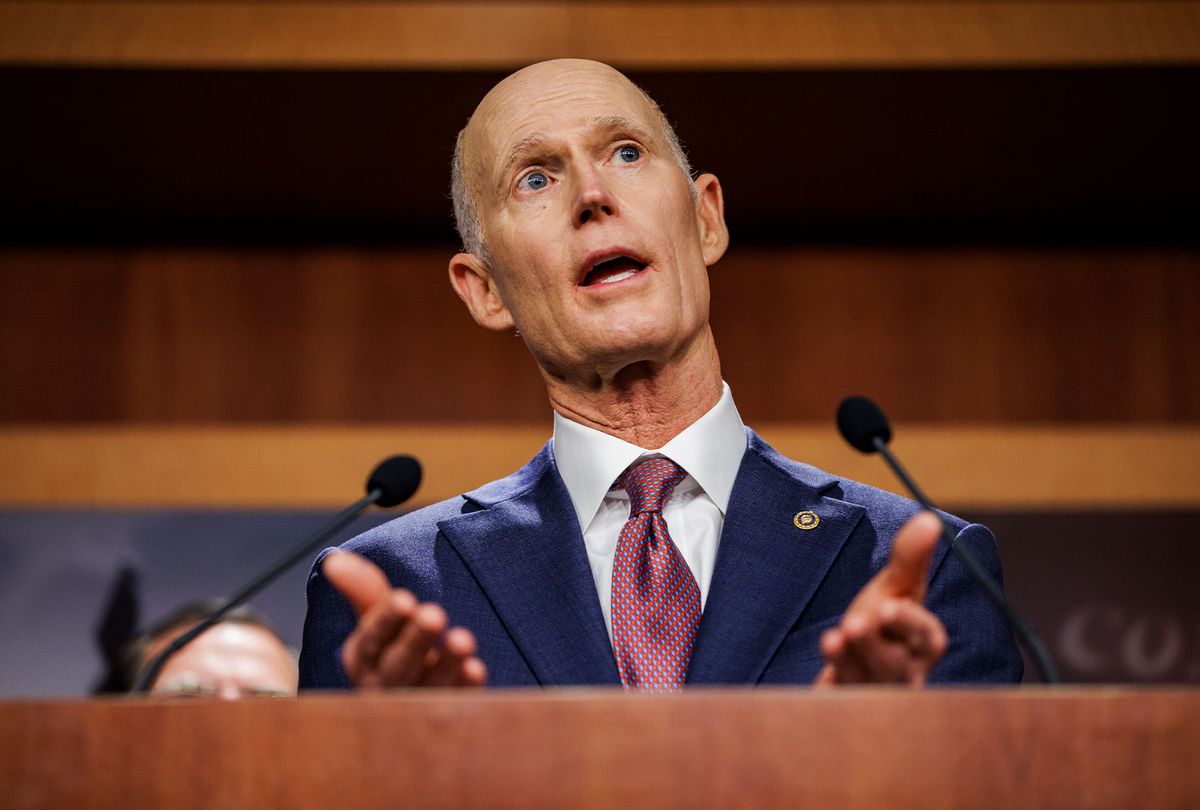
[132,455,422,693]
[837,396,1058,684]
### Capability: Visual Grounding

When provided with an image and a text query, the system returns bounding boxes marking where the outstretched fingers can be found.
[816,512,950,686]
[323,550,488,689]
[424,627,488,687]
[880,511,941,599]
[819,595,948,685]
[322,550,393,617]
[341,588,418,687]
[375,602,448,686]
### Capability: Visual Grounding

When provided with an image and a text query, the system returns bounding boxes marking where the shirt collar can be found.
[552,382,747,532]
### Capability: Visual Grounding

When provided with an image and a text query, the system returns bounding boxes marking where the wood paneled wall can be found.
[3,246,1197,424]
[3,2,1198,69]
[2,2,1196,507]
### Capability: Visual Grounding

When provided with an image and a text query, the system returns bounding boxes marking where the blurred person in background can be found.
[124,601,298,699]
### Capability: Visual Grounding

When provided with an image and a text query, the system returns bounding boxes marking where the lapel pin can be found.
[793,510,820,531]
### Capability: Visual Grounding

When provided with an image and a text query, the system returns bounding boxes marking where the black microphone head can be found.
[837,396,892,454]
[366,455,422,507]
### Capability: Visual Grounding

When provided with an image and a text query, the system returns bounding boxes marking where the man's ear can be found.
[448,252,516,331]
[693,172,729,267]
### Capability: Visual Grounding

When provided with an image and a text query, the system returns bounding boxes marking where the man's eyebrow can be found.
[498,131,552,188]
[588,115,654,142]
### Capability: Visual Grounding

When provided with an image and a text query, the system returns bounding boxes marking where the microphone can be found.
[837,396,1058,684]
[132,455,422,693]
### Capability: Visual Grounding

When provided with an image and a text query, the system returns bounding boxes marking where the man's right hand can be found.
[322,550,487,688]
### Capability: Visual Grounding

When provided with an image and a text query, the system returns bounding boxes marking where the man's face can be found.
[454,60,727,380]
[150,622,298,699]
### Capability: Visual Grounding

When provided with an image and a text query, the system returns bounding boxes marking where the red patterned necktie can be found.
[610,457,701,690]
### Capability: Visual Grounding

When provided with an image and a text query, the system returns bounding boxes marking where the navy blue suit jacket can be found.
[300,430,1022,687]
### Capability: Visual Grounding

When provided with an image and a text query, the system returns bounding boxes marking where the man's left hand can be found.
[814,511,948,686]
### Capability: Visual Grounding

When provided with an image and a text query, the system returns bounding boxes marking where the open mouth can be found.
[580,255,648,287]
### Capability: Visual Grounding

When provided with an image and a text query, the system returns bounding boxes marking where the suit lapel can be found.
[437,449,619,686]
[687,434,866,684]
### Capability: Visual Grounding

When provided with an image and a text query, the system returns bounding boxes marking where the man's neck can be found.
[545,332,723,449]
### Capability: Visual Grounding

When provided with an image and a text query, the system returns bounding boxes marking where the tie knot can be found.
[615,457,688,516]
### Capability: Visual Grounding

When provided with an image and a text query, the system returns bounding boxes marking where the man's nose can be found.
[572,164,617,227]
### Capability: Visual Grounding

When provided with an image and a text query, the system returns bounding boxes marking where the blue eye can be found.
[521,171,549,191]
[617,145,641,163]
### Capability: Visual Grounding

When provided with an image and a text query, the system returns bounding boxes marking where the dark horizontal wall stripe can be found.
[3,67,1197,244]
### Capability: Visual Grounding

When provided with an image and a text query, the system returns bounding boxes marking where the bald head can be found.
[451,59,694,260]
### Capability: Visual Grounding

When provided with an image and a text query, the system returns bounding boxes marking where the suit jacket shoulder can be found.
[730,430,1023,684]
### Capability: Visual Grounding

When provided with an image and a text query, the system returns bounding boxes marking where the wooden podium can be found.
[3,689,1198,808]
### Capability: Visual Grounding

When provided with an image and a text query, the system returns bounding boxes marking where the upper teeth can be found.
[598,269,637,284]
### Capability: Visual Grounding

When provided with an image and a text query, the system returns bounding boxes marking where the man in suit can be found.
[299,58,1022,690]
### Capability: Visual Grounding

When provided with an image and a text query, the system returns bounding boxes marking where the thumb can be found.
[882,511,942,598]
[321,550,392,617]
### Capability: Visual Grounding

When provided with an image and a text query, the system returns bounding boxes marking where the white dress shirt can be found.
[551,383,748,641]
